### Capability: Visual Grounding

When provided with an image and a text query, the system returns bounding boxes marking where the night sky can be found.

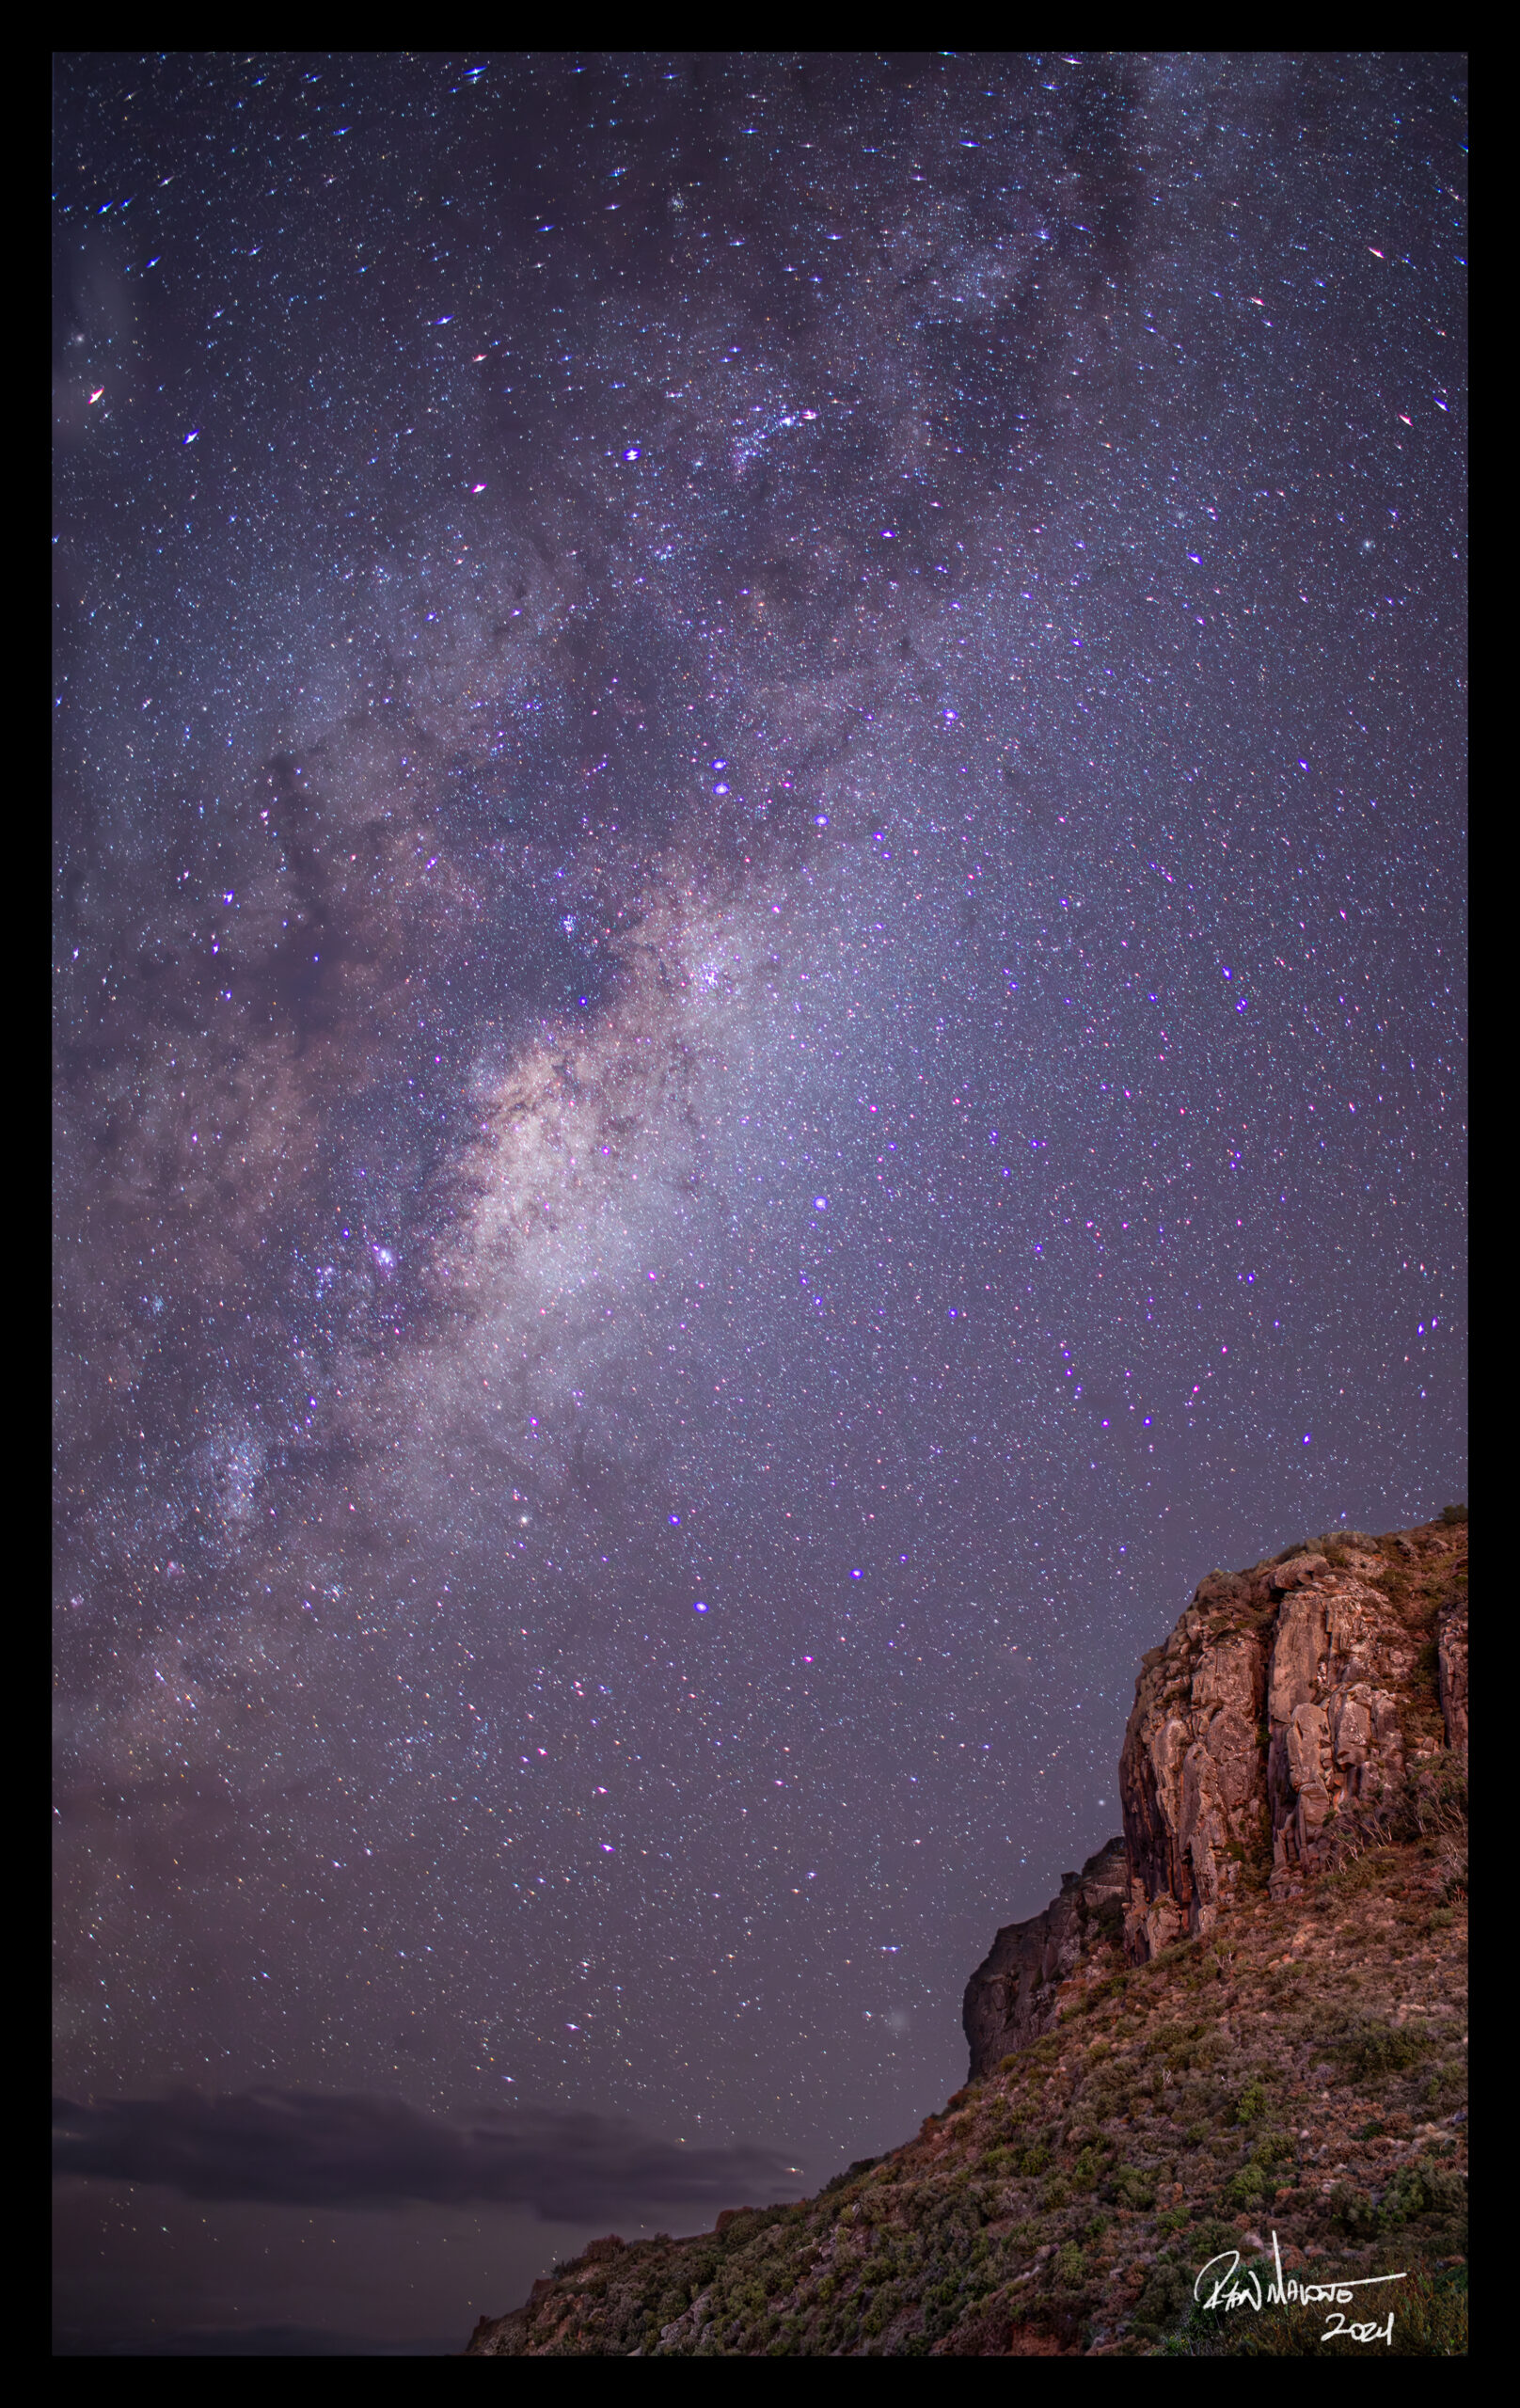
[53,52,1466,2354]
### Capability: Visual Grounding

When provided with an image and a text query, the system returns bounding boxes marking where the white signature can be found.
[1195,2232,1406,2345]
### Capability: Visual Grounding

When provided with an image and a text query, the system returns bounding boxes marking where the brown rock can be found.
[1264,1568,1417,1896]
[1438,1593,1468,1755]
[1118,1576,1270,1956]
[962,1837,1126,2076]
[1115,1519,1468,1952]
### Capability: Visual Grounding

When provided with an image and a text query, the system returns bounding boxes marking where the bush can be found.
[1132,2258,1195,2340]
[1233,2080,1268,2124]
[1373,2162,1465,2233]
[1439,1504,1467,1526]
[818,2157,879,2196]
[1350,2020,1433,2078]
[1084,2081,1127,2124]
[1221,2163,1269,2210]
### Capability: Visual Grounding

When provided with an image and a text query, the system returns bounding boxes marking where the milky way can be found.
[54,52,1466,2351]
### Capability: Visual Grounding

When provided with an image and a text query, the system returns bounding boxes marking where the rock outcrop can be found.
[1118,1518,1466,1954]
[1438,1592,1468,1756]
[958,1518,1470,2029]
[962,1839,1126,2078]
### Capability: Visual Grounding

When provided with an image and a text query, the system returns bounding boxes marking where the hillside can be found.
[463,1515,1467,2356]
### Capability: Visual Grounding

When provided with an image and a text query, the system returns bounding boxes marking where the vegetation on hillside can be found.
[471,1833,1465,2354]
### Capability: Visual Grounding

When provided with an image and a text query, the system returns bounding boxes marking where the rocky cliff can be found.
[963,1840,1127,2078]
[964,1515,1468,2056]
[1118,1515,1467,1959]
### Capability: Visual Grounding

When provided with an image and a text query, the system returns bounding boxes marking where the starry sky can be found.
[53,51,1466,2354]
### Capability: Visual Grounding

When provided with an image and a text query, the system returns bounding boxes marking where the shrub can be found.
[1019,2142,1051,2178]
[1107,2165,1157,2211]
[1373,2162,1464,2233]
[1328,2181,1379,2237]
[1439,1504,1467,1526]
[1132,2258,1195,2340]
[1233,2080,1268,2124]
[1221,2163,1268,2210]
[1084,2081,1128,2124]
[1350,2020,1433,2078]
[818,2156,880,2196]
[1411,2160,1465,2219]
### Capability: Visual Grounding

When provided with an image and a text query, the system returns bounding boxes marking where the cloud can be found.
[52,2088,799,2223]
[54,2320,462,2358]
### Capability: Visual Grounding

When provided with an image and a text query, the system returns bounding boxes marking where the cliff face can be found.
[963,1516,1468,2030]
[963,1840,1127,2078]
[1119,1518,1467,1959]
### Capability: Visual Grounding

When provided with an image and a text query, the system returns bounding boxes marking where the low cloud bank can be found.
[53,2088,799,2221]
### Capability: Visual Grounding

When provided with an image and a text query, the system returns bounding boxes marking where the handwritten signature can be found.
[1195,2232,1406,2345]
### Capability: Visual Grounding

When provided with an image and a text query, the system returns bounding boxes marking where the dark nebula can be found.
[54,51,1465,2353]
